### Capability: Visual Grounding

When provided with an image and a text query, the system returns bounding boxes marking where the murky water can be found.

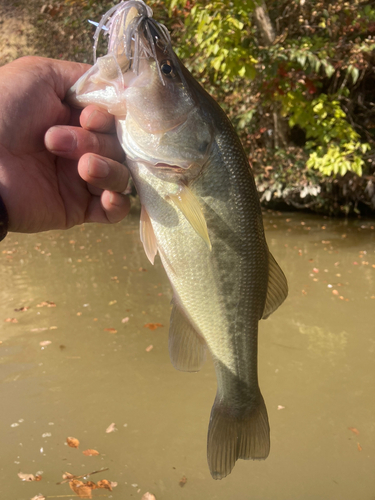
[0,209,374,500]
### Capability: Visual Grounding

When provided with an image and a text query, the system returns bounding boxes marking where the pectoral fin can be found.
[262,251,288,319]
[140,205,158,265]
[168,185,212,251]
[169,300,207,372]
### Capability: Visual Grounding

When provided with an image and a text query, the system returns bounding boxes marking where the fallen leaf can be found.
[62,472,75,480]
[97,479,114,491]
[39,341,52,347]
[142,493,156,500]
[36,301,56,308]
[348,427,359,435]
[14,306,29,312]
[357,442,362,451]
[144,323,163,331]
[106,422,117,433]
[145,345,154,352]
[5,318,18,323]
[179,476,187,487]
[18,472,38,481]
[104,328,117,334]
[30,327,48,332]
[85,481,97,489]
[312,268,319,273]
[332,290,339,296]
[108,300,117,305]
[82,449,99,456]
[121,317,129,323]
[67,437,80,448]
[69,479,92,498]
[31,495,45,500]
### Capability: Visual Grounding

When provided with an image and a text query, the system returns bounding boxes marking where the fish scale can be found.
[68,0,288,480]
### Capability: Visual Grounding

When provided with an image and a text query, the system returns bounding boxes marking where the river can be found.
[0,210,374,500]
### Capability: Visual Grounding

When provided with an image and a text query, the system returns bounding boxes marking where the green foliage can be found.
[282,92,370,176]
[165,0,374,193]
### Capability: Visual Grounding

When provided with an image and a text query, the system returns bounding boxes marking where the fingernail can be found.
[88,157,110,178]
[46,127,76,152]
[86,109,108,131]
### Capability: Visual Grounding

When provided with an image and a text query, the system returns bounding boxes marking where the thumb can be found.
[45,58,92,100]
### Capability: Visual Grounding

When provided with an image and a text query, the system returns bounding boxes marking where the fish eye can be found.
[160,60,175,78]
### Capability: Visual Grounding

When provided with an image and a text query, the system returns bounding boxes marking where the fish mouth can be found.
[67,1,177,111]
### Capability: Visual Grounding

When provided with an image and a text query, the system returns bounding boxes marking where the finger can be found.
[85,191,131,224]
[78,154,130,193]
[45,126,125,163]
[80,105,116,133]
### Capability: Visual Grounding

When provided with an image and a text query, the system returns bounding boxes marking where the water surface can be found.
[0,210,374,499]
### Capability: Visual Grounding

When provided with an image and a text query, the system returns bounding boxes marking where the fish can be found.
[68,0,288,479]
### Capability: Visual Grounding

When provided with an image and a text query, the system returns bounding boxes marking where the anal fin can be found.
[262,250,288,319]
[140,205,158,265]
[169,300,207,372]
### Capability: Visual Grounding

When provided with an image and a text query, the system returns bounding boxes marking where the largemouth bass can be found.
[68,0,288,479]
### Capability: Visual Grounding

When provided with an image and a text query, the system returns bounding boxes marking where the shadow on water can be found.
[0,210,374,499]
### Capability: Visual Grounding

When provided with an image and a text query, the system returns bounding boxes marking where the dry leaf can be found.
[145,345,154,352]
[357,442,362,451]
[121,317,129,323]
[69,479,92,498]
[31,495,45,500]
[85,481,97,489]
[62,472,75,480]
[18,472,37,481]
[82,449,99,456]
[332,290,339,296]
[104,328,117,333]
[14,306,29,312]
[179,476,187,487]
[36,301,56,308]
[97,479,113,491]
[348,427,360,435]
[67,437,80,448]
[106,422,117,433]
[144,323,163,331]
[5,318,18,323]
[39,341,51,347]
[142,493,156,500]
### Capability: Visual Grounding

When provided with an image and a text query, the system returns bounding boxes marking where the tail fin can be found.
[207,395,270,480]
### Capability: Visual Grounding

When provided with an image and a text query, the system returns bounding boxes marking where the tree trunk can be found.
[253,1,289,147]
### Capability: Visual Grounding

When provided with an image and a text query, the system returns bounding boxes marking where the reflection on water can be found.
[0,210,374,500]
[294,321,348,363]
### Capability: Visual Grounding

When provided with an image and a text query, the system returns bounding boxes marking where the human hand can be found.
[0,56,130,234]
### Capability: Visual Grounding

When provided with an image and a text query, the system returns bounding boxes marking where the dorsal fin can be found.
[262,251,288,319]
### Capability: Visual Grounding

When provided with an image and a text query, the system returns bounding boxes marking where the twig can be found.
[56,467,109,485]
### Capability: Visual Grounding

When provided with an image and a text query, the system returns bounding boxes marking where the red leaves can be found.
[144,323,163,331]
